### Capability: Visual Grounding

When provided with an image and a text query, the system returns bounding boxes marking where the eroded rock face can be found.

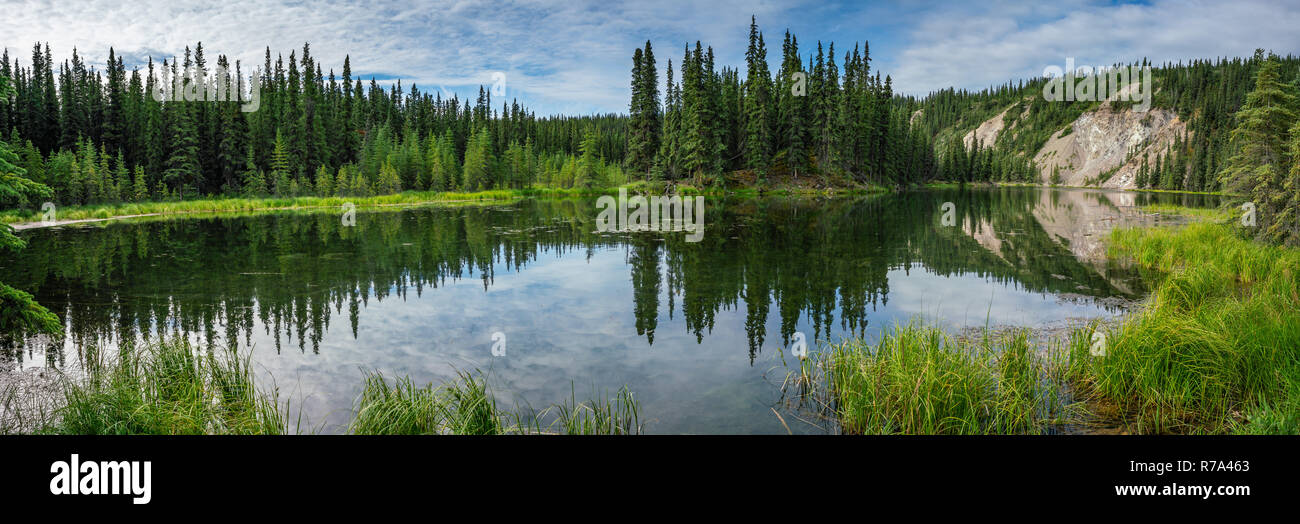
[962,107,1010,150]
[957,86,1186,190]
[1032,106,1185,189]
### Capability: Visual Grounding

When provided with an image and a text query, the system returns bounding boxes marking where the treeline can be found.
[937,138,1039,183]
[626,17,936,187]
[0,42,630,208]
[1138,53,1300,193]
[0,16,947,212]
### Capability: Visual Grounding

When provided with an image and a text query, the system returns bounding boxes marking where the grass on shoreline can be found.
[0,182,886,228]
[812,221,1297,435]
[1,337,641,435]
[1068,222,1300,433]
[1140,203,1234,221]
[0,189,525,226]
[50,339,288,435]
[351,371,641,435]
[7,182,1221,229]
[822,324,1069,434]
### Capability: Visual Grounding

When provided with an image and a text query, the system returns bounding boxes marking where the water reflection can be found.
[0,187,1216,433]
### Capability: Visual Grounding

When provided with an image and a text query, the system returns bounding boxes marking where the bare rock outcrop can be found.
[962,107,1010,150]
[1033,106,1185,189]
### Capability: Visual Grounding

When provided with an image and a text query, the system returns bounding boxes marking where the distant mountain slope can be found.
[907,53,1300,191]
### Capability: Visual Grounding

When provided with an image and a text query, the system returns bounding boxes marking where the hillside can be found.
[910,52,1300,192]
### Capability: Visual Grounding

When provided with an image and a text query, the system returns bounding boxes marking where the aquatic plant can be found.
[53,338,286,435]
[823,324,1067,434]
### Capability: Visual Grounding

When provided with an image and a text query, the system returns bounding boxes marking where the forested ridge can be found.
[911,51,1300,194]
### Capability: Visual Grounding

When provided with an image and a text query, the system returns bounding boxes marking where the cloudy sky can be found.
[3,0,1298,115]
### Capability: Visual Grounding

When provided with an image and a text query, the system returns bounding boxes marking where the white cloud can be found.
[890,0,1300,96]
[1,0,790,115]
[3,0,1297,113]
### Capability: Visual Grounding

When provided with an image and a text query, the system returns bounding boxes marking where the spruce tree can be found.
[742,17,772,176]
[269,128,291,196]
[1220,52,1297,243]
[0,73,59,337]
[240,144,267,197]
[1269,117,1300,245]
[574,128,601,189]
[162,59,201,197]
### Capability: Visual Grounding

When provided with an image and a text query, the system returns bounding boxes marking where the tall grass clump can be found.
[350,371,643,435]
[54,339,286,434]
[825,323,1062,434]
[1,379,59,434]
[539,385,641,435]
[1073,223,1300,433]
[350,371,504,435]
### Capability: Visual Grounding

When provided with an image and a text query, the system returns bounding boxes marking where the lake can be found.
[0,187,1219,433]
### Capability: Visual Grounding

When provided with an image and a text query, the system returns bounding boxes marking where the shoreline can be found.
[2,182,1221,231]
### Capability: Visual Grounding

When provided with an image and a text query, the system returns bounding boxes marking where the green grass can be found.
[1126,187,1230,196]
[1140,203,1233,222]
[0,189,525,225]
[5,337,643,435]
[1066,222,1300,433]
[51,339,287,435]
[823,324,1068,434]
[14,339,644,435]
[817,222,1299,435]
[350,370,641,435]
[1,181,883,228]
[540,384,641,435]
[349,371,505,435]
[0,374,59,434]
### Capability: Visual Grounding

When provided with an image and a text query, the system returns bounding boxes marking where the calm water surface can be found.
[0,187,1219,433]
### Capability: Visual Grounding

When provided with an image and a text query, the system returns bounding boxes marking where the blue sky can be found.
[3,0,1298,116]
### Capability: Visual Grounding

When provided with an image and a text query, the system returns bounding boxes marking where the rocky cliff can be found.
[961,90,1187,190]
